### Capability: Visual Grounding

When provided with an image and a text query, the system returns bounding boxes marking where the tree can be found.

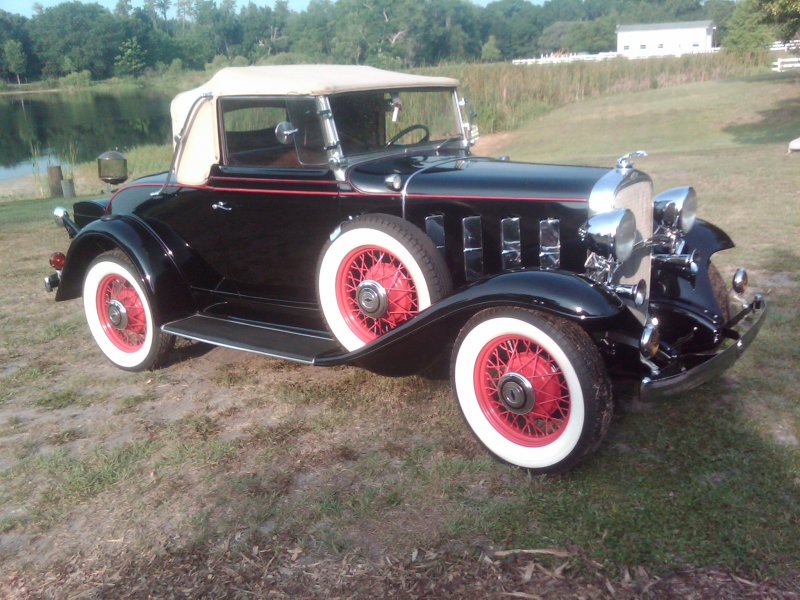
[538,21,576,53]
[757,0,800,40]
[4,39,26,83]
[115,0,132,18]
[481,35,502,62]
[114,37,146,76]
[481,0,543,59]
[724,0,774,53]
[27,2,125,78]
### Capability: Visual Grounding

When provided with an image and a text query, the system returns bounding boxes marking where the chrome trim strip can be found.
[538,218,559,269]
[640,299,767,400]
[462,215,484,281]
[501,217,522,270]
[425,214,446,257]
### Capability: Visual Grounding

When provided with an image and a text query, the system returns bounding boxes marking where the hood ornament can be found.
[617,150,648,170]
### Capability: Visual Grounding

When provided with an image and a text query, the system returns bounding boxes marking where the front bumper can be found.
[640,294,767,400]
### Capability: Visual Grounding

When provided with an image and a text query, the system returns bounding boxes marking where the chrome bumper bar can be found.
[640,294,767,400]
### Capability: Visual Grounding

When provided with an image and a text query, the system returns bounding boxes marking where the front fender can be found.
[315,269,626,376]
[685,218,734,257]
[55,215,195,323]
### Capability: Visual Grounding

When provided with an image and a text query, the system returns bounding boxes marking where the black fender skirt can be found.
[55,215,195,323]
[316,269,627,376]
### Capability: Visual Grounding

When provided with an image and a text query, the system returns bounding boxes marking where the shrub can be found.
[59,70,92,89]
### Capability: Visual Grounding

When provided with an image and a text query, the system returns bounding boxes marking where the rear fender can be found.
[316,269,627,376]
[55,215,195,323]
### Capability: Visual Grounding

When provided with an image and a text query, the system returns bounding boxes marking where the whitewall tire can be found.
[451,307,612,473]
[83,250,173,371]
[317,214,450,351]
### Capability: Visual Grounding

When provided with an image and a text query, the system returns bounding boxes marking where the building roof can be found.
[617,20,714,33]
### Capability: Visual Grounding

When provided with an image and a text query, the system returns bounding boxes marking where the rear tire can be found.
[317,214,451,351]
[83,250,174,371]
[451,307,612,473]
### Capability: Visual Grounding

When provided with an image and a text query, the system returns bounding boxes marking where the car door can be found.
[206,96,341,316]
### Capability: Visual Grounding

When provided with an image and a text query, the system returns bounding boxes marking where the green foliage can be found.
[481,35,502,62]
[58,69,91,88]
[724,0,775,54]
[27,2,124,79]
[0,0,746,83]
[114,37,147,77]
[3,39,26,83]
[757,0,800,39]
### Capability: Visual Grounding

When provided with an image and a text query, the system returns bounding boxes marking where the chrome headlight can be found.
[579,209,636,262]
[654,186,697,233]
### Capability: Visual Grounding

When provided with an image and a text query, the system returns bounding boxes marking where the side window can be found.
[220,97,327,168]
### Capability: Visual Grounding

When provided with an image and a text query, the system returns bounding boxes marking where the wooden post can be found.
[47,165,64,198]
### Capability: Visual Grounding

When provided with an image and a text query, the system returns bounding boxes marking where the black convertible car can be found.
[45,65,766,473]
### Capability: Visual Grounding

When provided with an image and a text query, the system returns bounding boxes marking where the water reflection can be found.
[0,90,172,180]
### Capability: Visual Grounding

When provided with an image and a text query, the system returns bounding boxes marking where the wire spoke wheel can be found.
[337,245,419,341]
[452,308,612,473]
[83,250,173,371]
[475,335,571,446]
[96,273,148,352]
[318,214,450,352]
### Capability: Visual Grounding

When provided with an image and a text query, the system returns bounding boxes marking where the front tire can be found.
[451,307,612,473]
[83,250,173,371]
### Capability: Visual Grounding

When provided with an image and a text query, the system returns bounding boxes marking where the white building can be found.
[617,21,715,58]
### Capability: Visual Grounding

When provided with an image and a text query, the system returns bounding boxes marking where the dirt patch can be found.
[471,131,518,157]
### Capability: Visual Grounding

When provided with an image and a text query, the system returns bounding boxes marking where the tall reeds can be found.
[29,141,46,199]
[422,52,772,133]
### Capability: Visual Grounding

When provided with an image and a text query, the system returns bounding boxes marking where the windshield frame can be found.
[319,87,468,179]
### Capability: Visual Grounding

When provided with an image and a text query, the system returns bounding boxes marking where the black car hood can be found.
[347,154,610,202]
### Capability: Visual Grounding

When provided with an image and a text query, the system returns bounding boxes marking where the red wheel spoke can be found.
[336,245,420,343]
[474,334,571,447]
[96,273,147,353]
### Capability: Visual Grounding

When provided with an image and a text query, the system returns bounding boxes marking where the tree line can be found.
[0,0,791,84]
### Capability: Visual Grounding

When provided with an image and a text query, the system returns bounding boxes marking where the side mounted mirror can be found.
[275,121,299,145]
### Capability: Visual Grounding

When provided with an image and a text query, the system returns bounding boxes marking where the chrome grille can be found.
[613,180,653,325]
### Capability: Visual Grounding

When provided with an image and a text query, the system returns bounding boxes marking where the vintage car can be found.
[45,65,766,473]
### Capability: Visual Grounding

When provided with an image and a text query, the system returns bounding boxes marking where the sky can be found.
[2,0,535,19]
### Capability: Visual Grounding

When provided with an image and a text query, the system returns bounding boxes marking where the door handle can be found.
[211,201,232,211]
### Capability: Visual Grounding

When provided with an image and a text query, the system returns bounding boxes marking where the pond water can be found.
[0,89,173,181]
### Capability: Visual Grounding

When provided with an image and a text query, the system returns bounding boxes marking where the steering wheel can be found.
[386,124,430,147]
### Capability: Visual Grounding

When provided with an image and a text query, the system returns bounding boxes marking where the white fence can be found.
[512,52,618,66]
[512,48,719,66]
[513,39,798,68]
[773,57,800,72]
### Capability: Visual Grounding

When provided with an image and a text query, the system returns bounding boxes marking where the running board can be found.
[162,314,341,364]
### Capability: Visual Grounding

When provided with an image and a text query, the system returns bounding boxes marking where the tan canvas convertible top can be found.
[169,65,460,186]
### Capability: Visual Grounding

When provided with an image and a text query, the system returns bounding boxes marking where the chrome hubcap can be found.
[498,372,536,415]
[356,280,388,318]
[107,299,128,330]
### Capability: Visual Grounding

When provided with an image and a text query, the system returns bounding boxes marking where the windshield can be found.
[329,89,462,156]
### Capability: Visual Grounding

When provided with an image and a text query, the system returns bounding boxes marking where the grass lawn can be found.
[1,71,799,597]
